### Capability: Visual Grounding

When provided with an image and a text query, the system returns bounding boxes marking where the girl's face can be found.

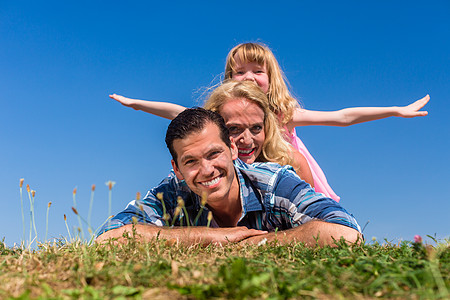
[231,56,270,94]
[220,97,265,164]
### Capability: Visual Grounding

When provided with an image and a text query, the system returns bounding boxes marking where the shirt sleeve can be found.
[96,171,181,237]
[272,167,362,232]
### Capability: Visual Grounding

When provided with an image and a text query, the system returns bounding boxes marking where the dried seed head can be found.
[163,213,170,221]
[207,211,213,222]
[26,184,30,193]
[177,196,185,208]
[88,228,93,235]
[201,191,207,206]
[156,192,163,201]
[48,202,52,208]
[72,207,79,215]
[136,192,141,200]
[105,181,116,190]
[174,206,181,218]
[31,190,36,197]
[64,214,67,221]
[73,187,77,195]
[139,204,144,212]
[91,184,96,191]
[132,216,138,225]
[20,178,24,188]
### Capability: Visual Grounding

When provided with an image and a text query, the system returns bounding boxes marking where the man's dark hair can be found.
[165,107,231,165]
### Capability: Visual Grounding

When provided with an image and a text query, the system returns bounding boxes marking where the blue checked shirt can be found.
[97,159,361,236]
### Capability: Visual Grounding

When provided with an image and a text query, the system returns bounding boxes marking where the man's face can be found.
[171,122,239,205]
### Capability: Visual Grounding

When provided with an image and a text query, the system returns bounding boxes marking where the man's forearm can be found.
[96,224,268,246]
[242,221,362,247]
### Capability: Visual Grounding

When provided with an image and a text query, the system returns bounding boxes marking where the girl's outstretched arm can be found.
[110,94,186,120]
[288,94,429,128]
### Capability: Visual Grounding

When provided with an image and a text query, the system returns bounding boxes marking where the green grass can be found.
[0,233,449,299]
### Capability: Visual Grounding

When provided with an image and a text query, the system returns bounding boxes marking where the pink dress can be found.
[285,127,340,202]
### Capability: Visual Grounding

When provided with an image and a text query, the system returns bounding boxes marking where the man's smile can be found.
[199,174,222,188]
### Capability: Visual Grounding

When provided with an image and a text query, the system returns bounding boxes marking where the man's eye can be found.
[228,126,239,133]
[184,159,195,165]
[208,151,221,159]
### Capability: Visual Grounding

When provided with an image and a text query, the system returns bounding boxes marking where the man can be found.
[97,108,361,246]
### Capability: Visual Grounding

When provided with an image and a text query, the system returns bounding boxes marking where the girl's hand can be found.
[396,94,429,118]
[109,94,136,109]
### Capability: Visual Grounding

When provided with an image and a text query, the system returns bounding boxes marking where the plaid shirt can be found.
[97,160,361,236]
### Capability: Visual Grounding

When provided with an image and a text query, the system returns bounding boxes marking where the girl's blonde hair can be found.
[224,42,299,126]
[204,80,299,169]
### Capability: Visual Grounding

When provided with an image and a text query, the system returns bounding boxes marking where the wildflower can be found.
[206,211,213,228]
[136,192,141,200]
[173,206,181,218]
[132,216,138,225]
[177,196,185,208]
[207,211,213,222]
[156,192,163,201]
[73,187,77,195]
[48,202,52,208]
[26,184,30,193]
[31,190,36,198]
[201,191,207,206]
[105,180,116,190]
[163,213,170,222]
[91,184,96,191]
[64,214,67,221]
[414,235,423,244]
[20,178,24,188]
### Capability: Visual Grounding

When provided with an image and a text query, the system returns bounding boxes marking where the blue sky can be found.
[1,1,449,246]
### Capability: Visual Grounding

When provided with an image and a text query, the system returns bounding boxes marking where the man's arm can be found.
[242,220,362,247]
[96,223,268,246]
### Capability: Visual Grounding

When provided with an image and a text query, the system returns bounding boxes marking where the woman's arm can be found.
[289,95,429,128]
[110,94,186,120]
[290,146,314,188]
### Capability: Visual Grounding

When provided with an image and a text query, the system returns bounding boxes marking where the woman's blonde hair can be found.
[224,42,299,126]
[204,80,298,169]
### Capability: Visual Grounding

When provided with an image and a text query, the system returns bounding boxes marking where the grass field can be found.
[1,232,449,299]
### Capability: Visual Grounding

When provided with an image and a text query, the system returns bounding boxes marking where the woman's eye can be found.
[251,126,263,134]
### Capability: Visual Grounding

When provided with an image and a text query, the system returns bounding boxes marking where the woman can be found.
[204,80,313,187]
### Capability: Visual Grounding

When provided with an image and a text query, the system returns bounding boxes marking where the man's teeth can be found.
[201,177,220,187]
[239,149,253,154]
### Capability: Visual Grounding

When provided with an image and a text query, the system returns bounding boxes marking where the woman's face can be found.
[220,98,265,164]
